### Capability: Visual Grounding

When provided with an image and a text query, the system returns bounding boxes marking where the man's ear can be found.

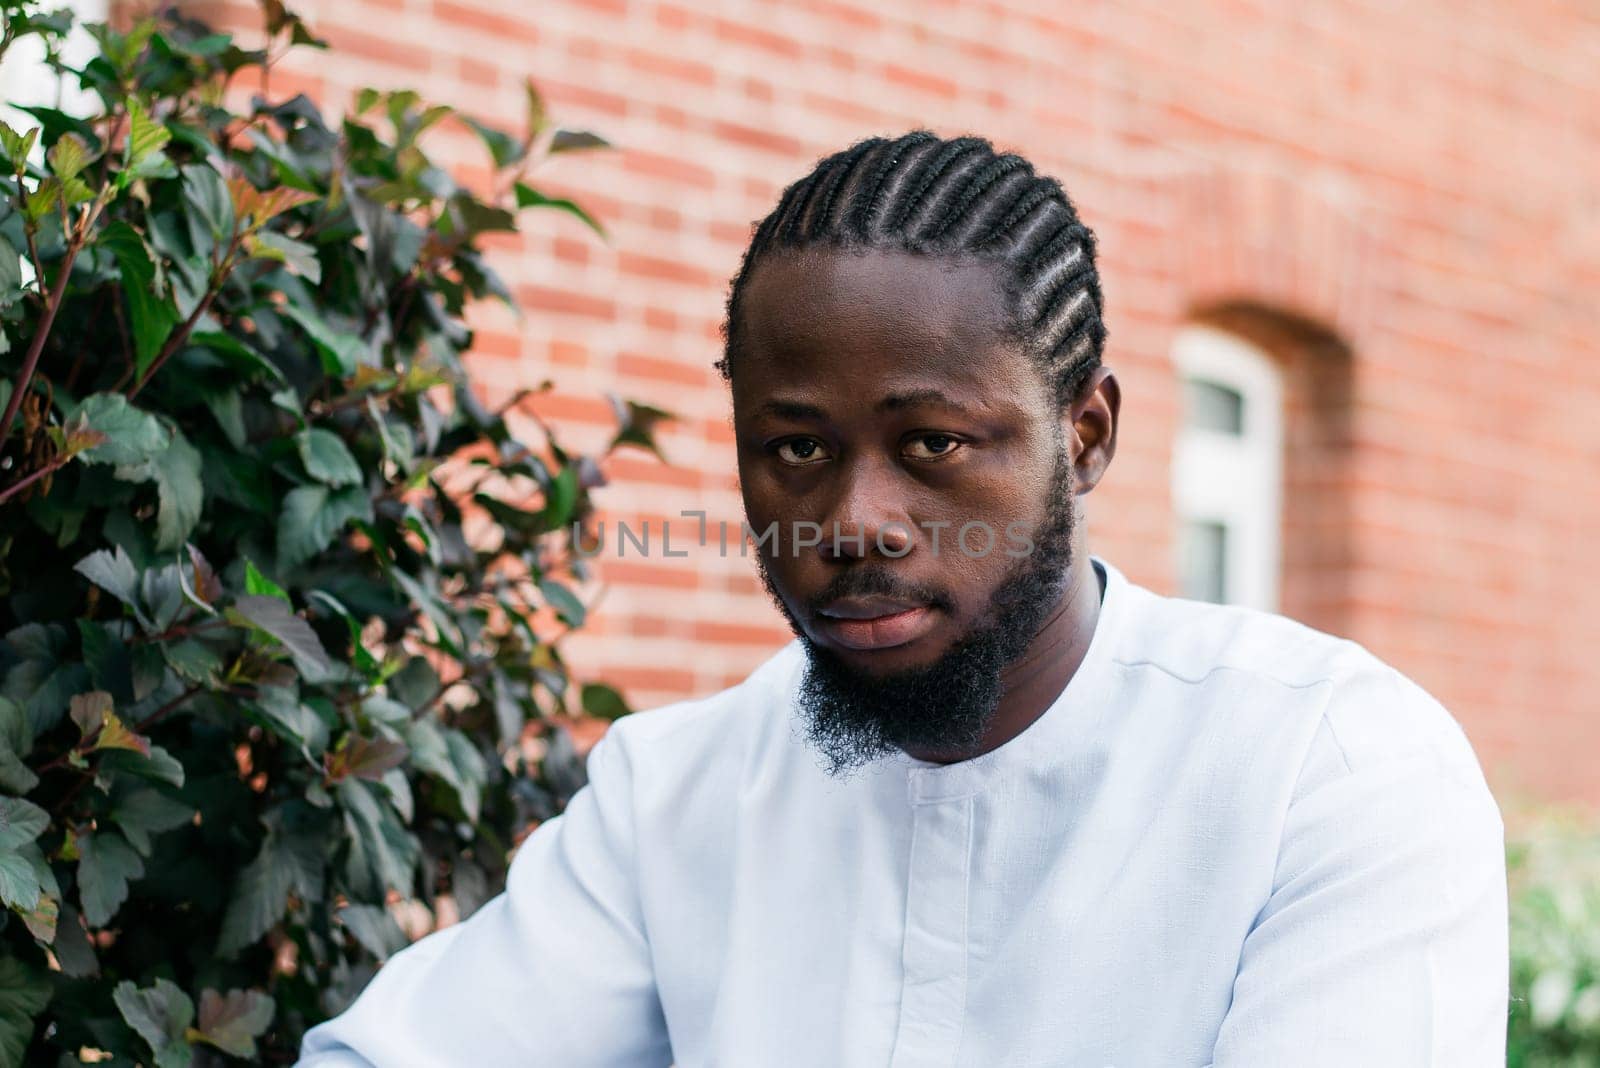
[1064,367,1120,495]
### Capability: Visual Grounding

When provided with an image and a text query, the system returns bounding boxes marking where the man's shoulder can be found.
[1115,579,1482,785]
[1114,579,1372,692]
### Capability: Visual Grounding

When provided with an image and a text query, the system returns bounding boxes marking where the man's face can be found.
[731,247,1078,771]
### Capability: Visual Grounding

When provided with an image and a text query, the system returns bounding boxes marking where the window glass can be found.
[1180,520,1228,603]
[1183,379,1245,435]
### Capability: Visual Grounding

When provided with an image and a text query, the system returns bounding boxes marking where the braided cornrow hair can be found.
[719,131,1108,405]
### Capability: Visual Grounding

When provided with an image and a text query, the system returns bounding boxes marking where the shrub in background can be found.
[1508,807,1600,1067]
[0,2,661,1061]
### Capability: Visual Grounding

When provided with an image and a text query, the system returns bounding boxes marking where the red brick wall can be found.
[200,0,1600,805]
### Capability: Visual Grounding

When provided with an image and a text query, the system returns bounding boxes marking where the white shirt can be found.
[299,557,1508,1066]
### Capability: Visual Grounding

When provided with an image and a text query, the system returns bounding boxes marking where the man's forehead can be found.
[734,248,1028,394]
[740,247,1010,334]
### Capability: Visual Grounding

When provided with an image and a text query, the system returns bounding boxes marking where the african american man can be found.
[301,132,1508,1067]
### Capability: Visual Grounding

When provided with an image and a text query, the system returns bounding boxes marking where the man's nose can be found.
[817,460,913,561]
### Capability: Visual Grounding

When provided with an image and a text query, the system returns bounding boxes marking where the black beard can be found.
[756,452,1078,777]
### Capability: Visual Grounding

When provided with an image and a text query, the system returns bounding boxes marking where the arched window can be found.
[1170,325,1284,609]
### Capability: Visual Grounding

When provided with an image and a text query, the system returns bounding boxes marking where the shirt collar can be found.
[890,554,1130,794]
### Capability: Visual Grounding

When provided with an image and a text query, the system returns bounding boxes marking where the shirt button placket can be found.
[888,769,975,1068]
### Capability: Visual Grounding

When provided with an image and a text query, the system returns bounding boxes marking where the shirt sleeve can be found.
[1209,710,1509,1066]
[297,729,673,1067]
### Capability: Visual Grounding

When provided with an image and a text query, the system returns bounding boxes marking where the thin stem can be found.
[0,232,83,443]
[0,187,110,444]
[21,222,45,297]
[127,237,241,399]
[0,451,72,506]
[136,684,204,732]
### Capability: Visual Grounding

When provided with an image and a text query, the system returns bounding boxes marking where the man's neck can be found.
[901,555,1104,765]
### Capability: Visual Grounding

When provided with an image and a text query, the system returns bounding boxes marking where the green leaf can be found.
[0,122,39,170]
[337,779,418,898]
[0,746,37,795]
[0,956,51,1068]
[231,595,333,678]
[250,229,321,283]
[0,796,48,851]
[0,850,42,911]
[61,174,94,207]
[123,97,172,177]
[244,559,289,602]
[52,905,97,977]
[111,787,193,856]
[70,393,172,466]
[99,220,180,380]
[69,690,113,736]
[21,888,59,943]
[328,733,409,783]
[0,235,23,310]
[114,977,194,1068]
[275,483,373,569]
[336,902,406,962]
[608,395,675,460]
[74,546,152,628]
[538,466,580,532]
[77,831,145,927]
[279,303,369,375]
[581,682,632,722]
[252,686,329,758]
[94,710,151,756]
[146,430,202,549]
[405,717,481,819]
[0,699,29,762]
[193,988,274,1058]
[180,162,235,246]
[189,330,289,386]
[218,821,323,955]
[162,639,222,683]
[307,590,379,679]
[538,577,586,626]
[550,128,611,153]
[514,182,606,237]
[46,131,94,181]
[22,176,61,221]
[295,428,362,486]
[97,743,186,789]
[462,116,524,168]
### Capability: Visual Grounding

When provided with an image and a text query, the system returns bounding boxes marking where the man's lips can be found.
[814,596,938,651]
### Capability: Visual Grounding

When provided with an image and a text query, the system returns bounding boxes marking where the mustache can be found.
[803,566,955,617]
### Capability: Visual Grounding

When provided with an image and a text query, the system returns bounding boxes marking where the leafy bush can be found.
[1509,807,1600,1067]
[0,3,659,1062]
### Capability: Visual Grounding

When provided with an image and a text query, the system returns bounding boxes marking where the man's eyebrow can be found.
[757,399,828,420]
[755,389,970,421]
[875,388,966,413]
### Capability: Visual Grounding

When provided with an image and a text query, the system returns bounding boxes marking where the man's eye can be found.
[774,439,830,465]
[903,434,960,460]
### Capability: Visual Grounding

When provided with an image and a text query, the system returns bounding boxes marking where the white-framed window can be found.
[1170,325,1284,610]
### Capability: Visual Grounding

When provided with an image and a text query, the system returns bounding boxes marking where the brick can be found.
[884,63,959,100]
[433,0,537,43]
[625,49,717,88]
[617,350,712,388]
[713,17,805,59]
[712,119,803,157]
[622,149,717,190]
[617,251,718,287]
[516,284,616,322]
